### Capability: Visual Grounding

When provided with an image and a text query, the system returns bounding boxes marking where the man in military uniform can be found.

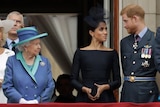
[120,4,159,103]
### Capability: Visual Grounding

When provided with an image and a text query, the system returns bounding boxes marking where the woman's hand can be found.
[93,83,110,100]
[82,86,97,101]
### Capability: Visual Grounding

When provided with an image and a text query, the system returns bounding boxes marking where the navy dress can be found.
[71,48,121,103]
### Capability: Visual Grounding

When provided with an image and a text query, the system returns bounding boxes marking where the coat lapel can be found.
[16,52,42,83]
[32,55,42,76]
[127,34,135,48]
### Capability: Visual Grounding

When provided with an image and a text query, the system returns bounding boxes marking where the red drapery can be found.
[0,102,160,107]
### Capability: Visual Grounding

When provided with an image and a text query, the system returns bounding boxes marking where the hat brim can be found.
[13,33,48,47]
[0,20,15,33]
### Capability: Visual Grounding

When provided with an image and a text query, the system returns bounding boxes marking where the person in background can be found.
[3,11,24,52]
[71,6,121,103]
[0,19,15,103]
[55,74,76,103]
[50,78,57,102]
[2,26,55,103]
[120,4,159,103]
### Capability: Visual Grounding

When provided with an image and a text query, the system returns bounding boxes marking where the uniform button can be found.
[124,56,126,59]
[134,51,137,53]
[25,94,27,97]
[35,86,37,89]
[25,86,28,89]
[133,61,136,64]
[34,94,37,97]
[149,90,153,93]
[131,72,134,75]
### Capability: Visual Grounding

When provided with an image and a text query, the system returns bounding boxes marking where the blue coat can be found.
[120,29,159,103]
[2,52,55,103]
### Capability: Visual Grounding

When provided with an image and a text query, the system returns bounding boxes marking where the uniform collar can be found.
[135,27,148,39]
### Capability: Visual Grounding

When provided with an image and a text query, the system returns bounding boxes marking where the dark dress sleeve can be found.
[71,49,83,91]
[108,50,121,90]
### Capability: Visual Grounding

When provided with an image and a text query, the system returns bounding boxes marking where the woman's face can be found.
[25,39,41,56]
[90,22,107,42]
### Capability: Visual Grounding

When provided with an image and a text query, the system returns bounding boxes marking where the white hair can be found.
[16,41,30,52]
[6,11,24,26]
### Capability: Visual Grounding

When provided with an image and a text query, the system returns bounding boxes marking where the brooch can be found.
[40,61,45,66]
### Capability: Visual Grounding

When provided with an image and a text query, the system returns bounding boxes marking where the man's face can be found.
[122,14,137,34]
[8,14,24,35]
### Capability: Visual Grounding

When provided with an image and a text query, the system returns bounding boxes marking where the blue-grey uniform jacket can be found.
[154,27,160,71]
[2,52,55,103]
[120,29,159,103]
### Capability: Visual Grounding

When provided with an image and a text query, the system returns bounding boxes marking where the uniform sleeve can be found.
[154,27,160,71]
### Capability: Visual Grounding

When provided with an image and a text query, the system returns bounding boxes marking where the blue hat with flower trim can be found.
[13,26,48,47]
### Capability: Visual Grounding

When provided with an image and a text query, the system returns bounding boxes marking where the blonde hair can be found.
[0,27,7,47]
[120,4,145,19]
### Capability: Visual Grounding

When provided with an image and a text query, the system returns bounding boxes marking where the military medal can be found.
[148,49,151,59]
[144,48,148,59]
[141,60,150,67]
[141,45,152,68]
[141,45,152,59]
[141,48,145,58]
[145,45,152,59]
[133,42,138,50]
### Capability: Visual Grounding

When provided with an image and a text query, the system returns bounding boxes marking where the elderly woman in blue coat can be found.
[2,26,55,104]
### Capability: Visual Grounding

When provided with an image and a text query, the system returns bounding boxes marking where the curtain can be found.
[26,14,77,76]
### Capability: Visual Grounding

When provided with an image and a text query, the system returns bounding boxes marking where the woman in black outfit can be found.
[71,6,121,103]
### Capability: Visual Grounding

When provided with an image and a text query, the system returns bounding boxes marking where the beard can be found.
[126,26,137,34]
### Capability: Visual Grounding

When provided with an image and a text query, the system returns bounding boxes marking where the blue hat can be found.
[13,26,48,47]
